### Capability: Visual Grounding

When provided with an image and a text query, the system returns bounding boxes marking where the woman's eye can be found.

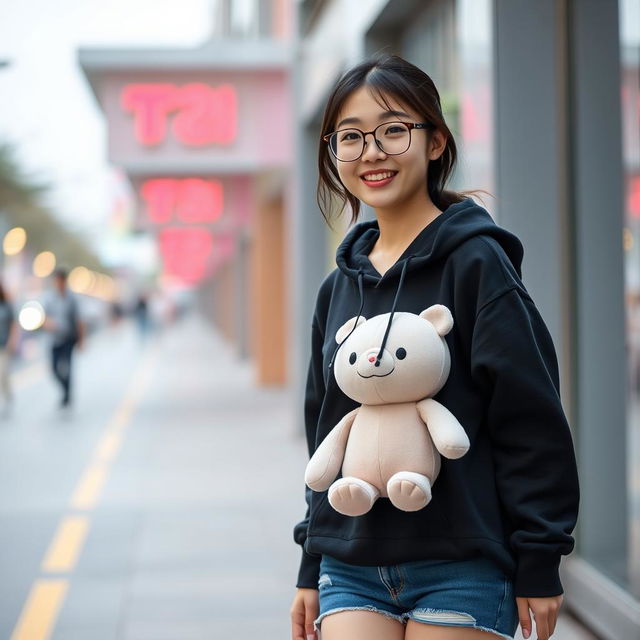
[395,347,407,360]
[384,125,405,135]
[349,352,357,364]
[340,131,362,143]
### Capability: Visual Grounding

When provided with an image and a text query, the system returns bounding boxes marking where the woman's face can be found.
[332,86,443,214]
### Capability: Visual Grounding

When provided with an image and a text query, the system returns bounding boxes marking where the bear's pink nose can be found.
[368,355,376,362]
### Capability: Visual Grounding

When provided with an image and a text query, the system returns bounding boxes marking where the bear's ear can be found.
[419,304,454,336]
[335,316,367,344]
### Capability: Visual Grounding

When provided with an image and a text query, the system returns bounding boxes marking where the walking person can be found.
[134,292,151,341]
[291,55,579,640]
[0,281,17,415]
[43,269,84,408]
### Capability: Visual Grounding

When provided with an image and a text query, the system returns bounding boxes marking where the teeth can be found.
[362,171,395,181]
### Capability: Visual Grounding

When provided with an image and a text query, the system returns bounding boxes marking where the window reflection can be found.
[621,0,640,598]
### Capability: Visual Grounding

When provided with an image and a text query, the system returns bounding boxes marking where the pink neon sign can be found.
[121,83,237,147]
[630,176,640,219]
[141,178,224,224]
[159,227,214,284]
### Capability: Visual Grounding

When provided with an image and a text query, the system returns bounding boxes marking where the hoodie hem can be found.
[305,533,516,582]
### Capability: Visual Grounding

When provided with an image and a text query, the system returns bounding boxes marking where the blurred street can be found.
[0,313,597,639]
[0,313,301,639]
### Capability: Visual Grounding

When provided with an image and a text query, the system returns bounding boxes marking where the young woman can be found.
[290,55,579,640]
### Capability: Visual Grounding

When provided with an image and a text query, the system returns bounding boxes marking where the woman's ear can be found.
[428,129,446,161]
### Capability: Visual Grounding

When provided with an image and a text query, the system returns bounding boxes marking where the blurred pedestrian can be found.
[291,54,579,640]
[134,292,151,340]
[43,269,84,408]
[0,281,17,414]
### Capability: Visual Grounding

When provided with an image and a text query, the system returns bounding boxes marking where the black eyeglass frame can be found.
[322,121,431,162]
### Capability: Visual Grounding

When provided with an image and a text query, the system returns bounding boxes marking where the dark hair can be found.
[317,54,491,228]
[53,268,68,280]
[0,282,6,304]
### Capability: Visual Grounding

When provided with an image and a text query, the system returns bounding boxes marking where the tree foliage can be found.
[0,143,104,271]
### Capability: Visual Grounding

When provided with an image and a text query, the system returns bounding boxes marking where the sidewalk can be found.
[0,312,598,639]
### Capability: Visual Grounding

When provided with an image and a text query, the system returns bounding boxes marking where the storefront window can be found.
[455,0,494,199]
[400,0,494,199]
[621,0,640,598]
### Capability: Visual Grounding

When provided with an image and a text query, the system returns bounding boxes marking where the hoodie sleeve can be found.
[293,317,326,589]
[470,287,580,598]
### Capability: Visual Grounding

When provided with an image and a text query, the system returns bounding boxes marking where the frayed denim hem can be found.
[406,608,514,640]
[314,606,405,631]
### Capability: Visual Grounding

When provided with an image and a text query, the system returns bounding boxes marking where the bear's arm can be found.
[416,398,470,459]
[304,408,359,491]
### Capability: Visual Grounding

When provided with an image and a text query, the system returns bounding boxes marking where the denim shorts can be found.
[315,553,519,640]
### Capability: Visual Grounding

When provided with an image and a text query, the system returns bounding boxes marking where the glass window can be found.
[401,0,494,203]
[621,0,640,598]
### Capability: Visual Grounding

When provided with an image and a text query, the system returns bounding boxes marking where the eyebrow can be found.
[336,110,412,128]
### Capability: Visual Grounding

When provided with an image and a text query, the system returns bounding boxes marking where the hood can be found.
[336,196,523,286]
[328,197,524,372]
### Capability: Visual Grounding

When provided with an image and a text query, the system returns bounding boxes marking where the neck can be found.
[373,194,442,254]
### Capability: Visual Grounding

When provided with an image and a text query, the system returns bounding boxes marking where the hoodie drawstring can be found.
[328,256,414,371]
[328,269,365,370]
[375,255,413,366]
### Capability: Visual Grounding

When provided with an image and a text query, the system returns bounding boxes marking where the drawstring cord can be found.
[328,256,414,371]
[328,270,365,370]
[375,255,413,366]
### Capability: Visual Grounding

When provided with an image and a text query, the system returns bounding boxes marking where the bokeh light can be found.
[68,266,92,293]
[18,301,46,331]
[3,227,27,256]
[33,251,57,277]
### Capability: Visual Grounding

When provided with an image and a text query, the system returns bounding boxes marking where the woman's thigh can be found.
[320,610,405,640]
[405,620,502,639]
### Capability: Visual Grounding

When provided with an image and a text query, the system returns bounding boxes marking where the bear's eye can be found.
[349,352,357,365]
[395,347,407,360]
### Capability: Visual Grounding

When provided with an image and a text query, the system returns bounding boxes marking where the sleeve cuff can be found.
[514,553,564,597]
[295,547,321,589]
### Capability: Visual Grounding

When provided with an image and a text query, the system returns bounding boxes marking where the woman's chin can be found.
[360,194,399,212]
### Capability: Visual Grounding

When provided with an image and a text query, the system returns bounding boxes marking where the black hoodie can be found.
[293,196,580,598]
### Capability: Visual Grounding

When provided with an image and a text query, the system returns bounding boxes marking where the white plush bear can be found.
[305,304,470,517]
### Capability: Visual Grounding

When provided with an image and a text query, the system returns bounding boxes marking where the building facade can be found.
[79,0,294,385]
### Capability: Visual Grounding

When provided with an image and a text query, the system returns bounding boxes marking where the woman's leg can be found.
[405,620,504,639]
[320,610,405,640]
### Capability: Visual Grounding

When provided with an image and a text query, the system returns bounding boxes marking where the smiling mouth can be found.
[358,368,394,378]
[360,171,398,182]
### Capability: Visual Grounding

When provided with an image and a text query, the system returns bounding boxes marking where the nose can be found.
[368,355,376,362]
[361,132,386,161]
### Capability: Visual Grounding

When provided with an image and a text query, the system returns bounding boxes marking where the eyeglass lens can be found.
[329,122,411,161]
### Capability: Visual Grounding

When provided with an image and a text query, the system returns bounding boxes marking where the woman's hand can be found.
[290,587,319,640]
[516,595,563,639]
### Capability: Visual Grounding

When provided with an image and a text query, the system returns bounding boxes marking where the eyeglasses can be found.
[323,121,430,162]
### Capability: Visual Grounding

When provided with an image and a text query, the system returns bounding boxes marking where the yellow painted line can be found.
[10,579,68,640]
[41,516,90,573]
[69,463,108,510]
[95,430,123,463]
[10,341,161,640]
[108,407,130,433]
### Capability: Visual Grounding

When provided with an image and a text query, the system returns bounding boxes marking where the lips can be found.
[360,170,398,188]
[359,170,398,182]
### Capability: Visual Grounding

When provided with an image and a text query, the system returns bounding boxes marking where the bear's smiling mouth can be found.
[357,367,395,379]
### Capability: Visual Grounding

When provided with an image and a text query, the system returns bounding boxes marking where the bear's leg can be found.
[328,477,380,516]
[387,472,432,511]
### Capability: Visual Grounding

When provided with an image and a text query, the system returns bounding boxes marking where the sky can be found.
[0,0,214,253]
